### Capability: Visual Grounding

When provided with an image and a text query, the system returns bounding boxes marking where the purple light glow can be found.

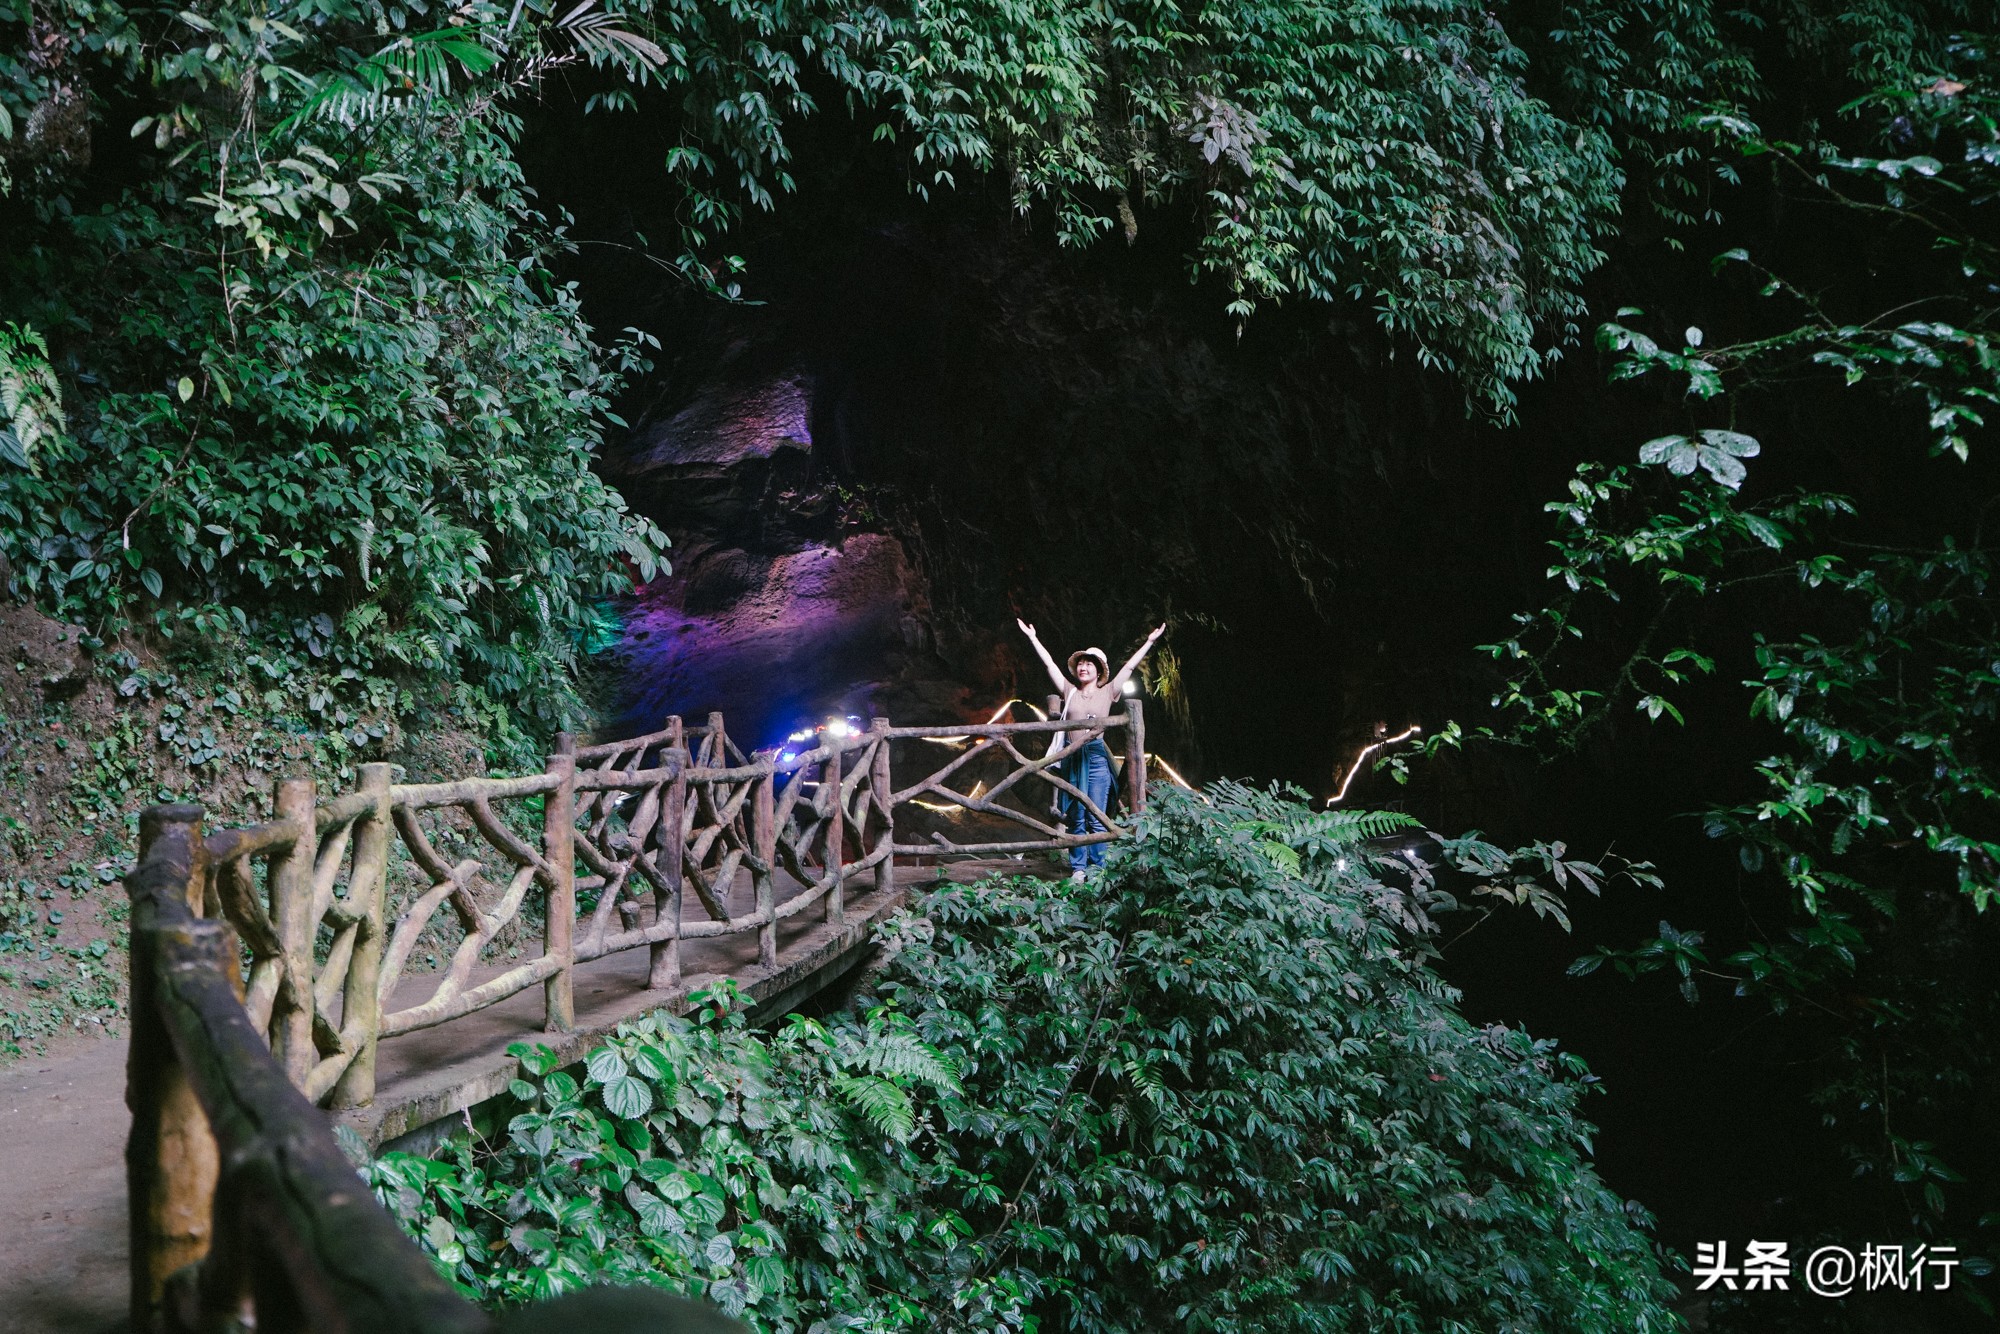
[616,535,921,746]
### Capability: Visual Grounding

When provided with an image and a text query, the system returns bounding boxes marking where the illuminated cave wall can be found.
[604,370,993,751]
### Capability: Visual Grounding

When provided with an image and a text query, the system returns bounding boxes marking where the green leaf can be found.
[1637,434,1697,475]
[656,1169,699,1201]
[627,1186,678,1237]
[602,1075,653,1119]
[586,1048,629,1085]
[746,1254,787,1295]
[508,1043,560,1077]
[1636,695,1684,724]
[1637,430,1760,489]
[1742,515,1786,549]
[633,1043,678,1084]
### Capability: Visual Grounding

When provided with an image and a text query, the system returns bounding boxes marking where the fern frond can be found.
[859,1031,962,1094]
[1235,808,1420,847]
[1255,840,1302,875]
[833,1074,916,1141]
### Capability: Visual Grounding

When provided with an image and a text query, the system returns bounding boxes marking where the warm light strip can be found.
[1325,725,1422,806]
[1148,755,1196,790]
[920,698,1044,746]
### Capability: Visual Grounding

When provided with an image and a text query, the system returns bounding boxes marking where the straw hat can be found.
[1067,647,1111,682]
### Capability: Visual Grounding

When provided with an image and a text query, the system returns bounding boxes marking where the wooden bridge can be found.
[114,702,1151,1332]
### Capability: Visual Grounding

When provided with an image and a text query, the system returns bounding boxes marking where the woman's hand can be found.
[1020,618,1066,691]
[1148,622,1166,642]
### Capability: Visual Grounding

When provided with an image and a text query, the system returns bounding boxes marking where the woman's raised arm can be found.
[1016,618,1070,693]
[1109,623,1167,694]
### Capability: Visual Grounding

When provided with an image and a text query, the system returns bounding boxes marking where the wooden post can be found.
[823,735,845,926]
[752,750,777,969]
[870,717,894,895]
[127,803,218,1324]
[271,777,316,1089]
[1044,694,1065,831]
[543,733,576,1033]
[1124,699,1147,814]
[330,763,391,1110]
[707,712,731,920]
[649,717,685,990]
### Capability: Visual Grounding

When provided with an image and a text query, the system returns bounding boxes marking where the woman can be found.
[1016,618,1167,880]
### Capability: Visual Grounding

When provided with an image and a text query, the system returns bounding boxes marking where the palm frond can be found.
[283,30,502,131]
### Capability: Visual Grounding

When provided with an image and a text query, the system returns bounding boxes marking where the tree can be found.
[2,0,1746,736]
[1437,10,2000,1302]
[1,0,677,731]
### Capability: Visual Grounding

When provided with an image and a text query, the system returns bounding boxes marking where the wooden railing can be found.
[123,701,1146,1329]
[126,805,487,1331]
[126,806,753,1331]
[155,703,1146,1113]
[886,697,1146,857]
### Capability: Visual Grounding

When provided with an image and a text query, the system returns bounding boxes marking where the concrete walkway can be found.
[0,858,1021,1334]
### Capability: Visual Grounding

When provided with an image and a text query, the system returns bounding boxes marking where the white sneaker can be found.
[1069,870,1086,884]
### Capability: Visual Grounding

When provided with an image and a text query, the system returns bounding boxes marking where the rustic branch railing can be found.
[129,805,493,1332]
[126,804,752,1332]
[124,702,1147,1329]
[156,703,1145,1114]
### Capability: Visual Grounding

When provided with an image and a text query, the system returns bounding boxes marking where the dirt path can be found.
[0,1038,130,1333]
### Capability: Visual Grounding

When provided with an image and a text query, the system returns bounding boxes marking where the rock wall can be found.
[604,370,995,750]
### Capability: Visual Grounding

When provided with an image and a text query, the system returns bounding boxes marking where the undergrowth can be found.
[374,784,1677,1333]
[0,602,538,1059]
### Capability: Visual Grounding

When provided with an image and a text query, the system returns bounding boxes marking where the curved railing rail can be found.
[124,701,1148,1329]
[127,805,752,1332]
[160,703,1147,1111]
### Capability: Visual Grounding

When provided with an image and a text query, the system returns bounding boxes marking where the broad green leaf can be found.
[602,1075,653,1119]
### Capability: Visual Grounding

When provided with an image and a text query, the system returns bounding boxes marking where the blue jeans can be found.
[1065,739,1113,871]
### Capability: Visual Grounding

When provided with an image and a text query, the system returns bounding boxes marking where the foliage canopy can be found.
[0,0,1748,734]
[1424,11,2000,1273]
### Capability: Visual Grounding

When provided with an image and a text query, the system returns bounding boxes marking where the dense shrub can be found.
[376,785,1676,1332]
[0,0,671,730]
